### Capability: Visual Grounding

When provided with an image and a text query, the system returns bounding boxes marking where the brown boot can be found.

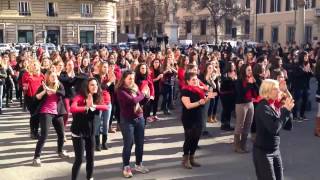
[315,117,320,137]
[182,155,192,169]
[207,116,214,123]
[211,115,218,123]
[189,155,201,167]
[240,133,250,153]
[234,134,246,153]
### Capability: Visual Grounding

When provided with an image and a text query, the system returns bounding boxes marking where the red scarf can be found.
[268,99,282,113]
[183,85,205,99]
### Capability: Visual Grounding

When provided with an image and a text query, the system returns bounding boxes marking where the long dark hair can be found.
[80,77,103,104]
[298,51,308,66]
[239,63,251,80]
[115,70,135,91]
[135,63,148,84]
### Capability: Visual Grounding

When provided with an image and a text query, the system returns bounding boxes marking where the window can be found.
[270,0,281,12]
[186,21,192,34]
[135,8,139,17]
[305,25,312,43]
[256,0,266,14]
[305,0,316,9]
[125,25,129,34]
[186,0,192,11]
[257,27,264,42]
[47,2,58,17]
[136,24,140,36]
[225,19,232,35]
[286,0,296,11]
[125,10,129,17]
[81,3,93,17]
[111,31,116,43]
[157,23,163,34]
[0,30,3,43]
[80,30,94,44]
[245,19,250,34]
[18,30,34,44]
[117,25,121,34]
[117,11,120,18]
[200,19,206,35]
[245,0,250,8]
[271,27,279,43]
[19,1,31,16]
[287,26,295,43]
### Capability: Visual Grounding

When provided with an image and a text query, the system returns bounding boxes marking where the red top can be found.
[70,95,108,113]
[40,94,58,114]
[22,72,45,97]
[137,75,155,97]
[114,65,122,80]
[178,67,185,88]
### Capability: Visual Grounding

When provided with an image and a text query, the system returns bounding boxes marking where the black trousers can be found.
[34,113,65,158]
[292,89,309,118]
[183,125,202,156]
[25,95,39,135]
[253,147,283,180]
[72,136,95,180]
[220,95,235,126]
[151,88,160,116]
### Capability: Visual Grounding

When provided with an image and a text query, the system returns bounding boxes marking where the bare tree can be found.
[139,0,168,37]
[181,0,247,44]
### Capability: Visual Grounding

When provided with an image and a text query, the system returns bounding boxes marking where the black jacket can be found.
[33,83,67,117]
[235,79,259,104]
[254,99,292,152]
[59,71,77,98]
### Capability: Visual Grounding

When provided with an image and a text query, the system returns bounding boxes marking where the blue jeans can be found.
[161,84,173,111]
[95,104,112,135]
[120,116,145,167]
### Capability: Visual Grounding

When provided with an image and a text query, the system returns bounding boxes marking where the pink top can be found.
[40,94,58,115]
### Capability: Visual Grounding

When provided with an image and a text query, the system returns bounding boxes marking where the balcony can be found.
[47,12,58,17]
[81,13,93,17]
[316,8,320,17]
[19,11,31,16]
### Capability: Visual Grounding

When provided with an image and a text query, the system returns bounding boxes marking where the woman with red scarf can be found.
[180,72,217,169]
[234,64,258,153]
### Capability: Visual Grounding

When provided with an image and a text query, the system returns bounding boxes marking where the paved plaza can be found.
[0,80,319,180]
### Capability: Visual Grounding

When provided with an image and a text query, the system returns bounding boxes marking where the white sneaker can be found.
[58,150,70,159]
[134,164,149,174]
[122,166,133,178]
[32,158,41,167]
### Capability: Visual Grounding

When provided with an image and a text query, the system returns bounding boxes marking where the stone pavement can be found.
[0,81,320,180]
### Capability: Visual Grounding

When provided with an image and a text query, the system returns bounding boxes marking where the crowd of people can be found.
[1,40,320,180]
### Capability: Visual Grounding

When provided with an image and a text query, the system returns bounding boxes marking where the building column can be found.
[296,0,306,46]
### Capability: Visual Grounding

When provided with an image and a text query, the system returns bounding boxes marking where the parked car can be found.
[61,44,80,54]
[41,43,57,55]
[0,43,11,53]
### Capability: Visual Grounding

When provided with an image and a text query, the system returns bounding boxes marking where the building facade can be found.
[251,0,320,45]
[116,0,250,43]
[0,0,118,45]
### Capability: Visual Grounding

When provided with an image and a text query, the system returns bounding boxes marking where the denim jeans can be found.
[161,84,173,111]
[95,104,112,135]
[120,116,145,167]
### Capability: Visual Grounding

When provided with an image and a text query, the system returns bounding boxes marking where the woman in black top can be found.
[220,61,237,131]
[292,51,313,120]
[59,60,77,127]
[253,79,294,180]
[180,72,216,169]
[70,78,108,180]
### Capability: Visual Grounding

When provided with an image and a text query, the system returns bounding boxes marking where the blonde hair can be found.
[259,79,279,100]
[45,70,59,91]
[27,60,41,75]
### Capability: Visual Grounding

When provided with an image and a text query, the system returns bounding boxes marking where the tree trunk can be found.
[214,22,218,45]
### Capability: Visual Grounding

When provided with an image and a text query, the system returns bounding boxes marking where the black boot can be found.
[95,135,101,151]
[102,134,108,150]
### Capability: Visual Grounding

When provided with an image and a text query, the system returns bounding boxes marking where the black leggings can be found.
[72,136,94,180]
[151,88,160,116]
[220,95,235,126]
[25,95,39,135]
[34,113,65,159]
[183,126,202,156]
